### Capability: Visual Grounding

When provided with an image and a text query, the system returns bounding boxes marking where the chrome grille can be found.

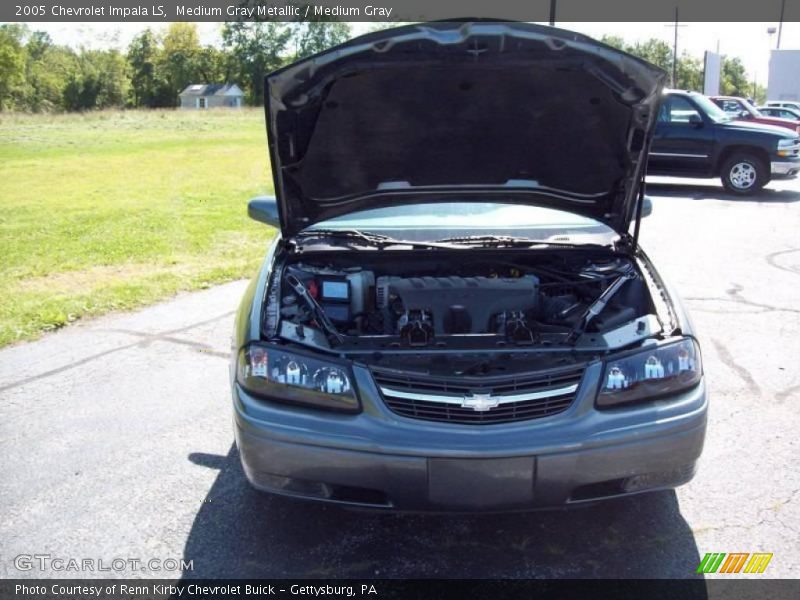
[372,365,584,425]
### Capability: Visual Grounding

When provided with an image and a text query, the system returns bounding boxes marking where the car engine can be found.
[276,253,652,349]
[376,275,540,340]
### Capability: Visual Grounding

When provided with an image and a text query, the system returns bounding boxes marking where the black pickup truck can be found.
[649,90,800,195]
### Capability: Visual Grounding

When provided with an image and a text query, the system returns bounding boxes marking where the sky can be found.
[19,21,800,84]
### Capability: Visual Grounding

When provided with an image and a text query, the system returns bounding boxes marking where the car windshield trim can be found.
[740,98,762,117]
[304,202,619,246]
[694,95,732,123]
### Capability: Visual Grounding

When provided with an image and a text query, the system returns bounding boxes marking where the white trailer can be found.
[768,50,800,101]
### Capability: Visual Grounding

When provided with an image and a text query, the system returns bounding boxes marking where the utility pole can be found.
[672,7,679,87]
[549,0,557,26]
[664,7,687,87]
[777,0,786,48]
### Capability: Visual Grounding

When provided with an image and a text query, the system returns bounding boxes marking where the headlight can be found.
[777,137,798,156]
[237,345,359,413]
[597,338,702,408]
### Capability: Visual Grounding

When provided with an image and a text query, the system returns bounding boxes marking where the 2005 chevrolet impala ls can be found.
[230,21,707,511]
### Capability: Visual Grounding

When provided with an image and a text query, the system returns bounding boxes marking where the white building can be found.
[768,50,800,102]
[178,83,245,109]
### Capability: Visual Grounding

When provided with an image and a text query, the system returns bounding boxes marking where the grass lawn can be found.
[0,108,274,347]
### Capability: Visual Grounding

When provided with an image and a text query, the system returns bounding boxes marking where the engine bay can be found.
[270,250,660,353]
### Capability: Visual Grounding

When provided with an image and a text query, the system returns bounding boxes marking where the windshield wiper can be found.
[434,235,612,249]
[434,235,533,247]
[295,229,458,250]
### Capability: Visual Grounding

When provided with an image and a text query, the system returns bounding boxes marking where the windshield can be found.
[694,95,733,123]
[742,99,762,117]
[307,202,617,244]
[763,107,800,119]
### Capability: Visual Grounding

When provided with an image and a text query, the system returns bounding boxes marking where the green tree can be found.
[599,35,703,92]
[293,21,351,60]
[721,57,750,97]
[63,49,129,111]
[675,53,703,92]
[97,49,130,107]
[599,34,626,50]
[195,45,229,84]
[599,35,671,71]
[222,21,292,105]
[752,82,767,105]
[628,39,673,72]
[127,29,161,107]
[26,30,51,61]
[159,23,202,105]
[25,43,79,112]
[0,24,27,111]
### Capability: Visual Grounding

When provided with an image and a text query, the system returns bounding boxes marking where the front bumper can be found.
[232,361,708,511]
[771,159,800,178]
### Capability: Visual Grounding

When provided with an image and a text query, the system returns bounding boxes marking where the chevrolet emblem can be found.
[461,393,499,412]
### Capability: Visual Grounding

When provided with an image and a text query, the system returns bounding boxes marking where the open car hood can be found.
[264,21,667,238]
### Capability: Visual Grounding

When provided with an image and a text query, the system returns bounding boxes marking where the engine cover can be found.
[376,275,539,334]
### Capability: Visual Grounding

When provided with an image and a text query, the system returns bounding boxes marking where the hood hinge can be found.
[614,233,636,254]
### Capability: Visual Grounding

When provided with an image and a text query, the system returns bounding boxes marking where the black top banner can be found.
[3,0,800,22]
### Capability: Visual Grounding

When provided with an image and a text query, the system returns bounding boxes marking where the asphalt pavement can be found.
[1,176,799,580]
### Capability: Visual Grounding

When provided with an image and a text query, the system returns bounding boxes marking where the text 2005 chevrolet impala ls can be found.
[230,21,707,511]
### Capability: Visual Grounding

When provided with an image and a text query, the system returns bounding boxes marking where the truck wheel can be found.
[721,153,768,195]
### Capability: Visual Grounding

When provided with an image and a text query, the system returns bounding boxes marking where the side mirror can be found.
[739,110,751,119]
[688,113,703,127]
[640,195,653,219]
[248,196,280,228]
